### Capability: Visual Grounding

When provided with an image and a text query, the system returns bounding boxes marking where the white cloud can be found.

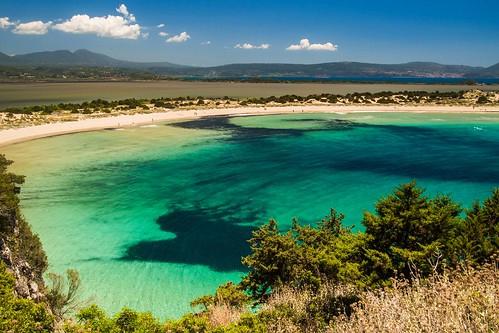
[0,17,14,29]
[13,20,52,35]
[157,23,165,28]
[286,38,338,51]
[158,31,168,37]
[201,40,211,45]
[116,4,129,16]
[116,4,135,22]
[166,31,190,43]
[53,14,141,39]
[234,43,270,50]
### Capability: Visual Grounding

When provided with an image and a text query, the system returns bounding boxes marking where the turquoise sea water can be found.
[3,112,499,318]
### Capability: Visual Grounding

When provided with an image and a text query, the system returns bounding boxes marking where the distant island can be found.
[1,49,498,82]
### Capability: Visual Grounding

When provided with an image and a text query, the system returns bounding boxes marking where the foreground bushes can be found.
[160,263,498,333]
[331,263,498,333]
[3,261,496,332]
[0,263,53,333]
[242,182,498,302]
[63,305,163,333]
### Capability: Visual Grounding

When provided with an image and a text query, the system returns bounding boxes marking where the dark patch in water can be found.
[283,118,327,122]
[170,116,499,183]
[77,257,104,263]
[327,124,499,184]
[122,204,261,272]
[170,115,359,141]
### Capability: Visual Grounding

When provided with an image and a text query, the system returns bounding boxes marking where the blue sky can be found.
[0,0,498,66]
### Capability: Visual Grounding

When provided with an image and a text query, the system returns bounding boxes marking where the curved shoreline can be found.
[0,104,498,147]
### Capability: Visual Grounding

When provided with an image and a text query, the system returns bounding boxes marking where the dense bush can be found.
[362,182,462,283]
[0,263,54,333]
[63,305,163,333]
[242,182,498,298]
[242,210,365,301]
[0,155,47,281]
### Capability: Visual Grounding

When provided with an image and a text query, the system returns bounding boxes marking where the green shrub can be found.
[0,263,54,333]
[165,313,211,333]
[0,155,47,280]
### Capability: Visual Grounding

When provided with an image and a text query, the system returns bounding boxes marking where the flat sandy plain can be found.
[2,81,499,108]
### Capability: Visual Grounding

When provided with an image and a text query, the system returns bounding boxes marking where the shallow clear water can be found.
[3,112,499,318]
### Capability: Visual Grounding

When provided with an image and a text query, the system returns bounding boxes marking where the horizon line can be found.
[1,48,497,68]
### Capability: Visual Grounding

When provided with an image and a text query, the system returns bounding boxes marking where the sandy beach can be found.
[0,104,498,147]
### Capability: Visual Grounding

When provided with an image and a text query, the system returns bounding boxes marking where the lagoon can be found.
[3,112,499,318]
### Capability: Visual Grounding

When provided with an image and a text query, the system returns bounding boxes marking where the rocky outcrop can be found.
[0,207,45,301]
[1,238,44,301]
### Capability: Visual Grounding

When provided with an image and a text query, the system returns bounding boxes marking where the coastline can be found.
[0,104,498,147]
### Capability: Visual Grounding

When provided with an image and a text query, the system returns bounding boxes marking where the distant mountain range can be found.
[0,49,185,69]
[0,49,498,79]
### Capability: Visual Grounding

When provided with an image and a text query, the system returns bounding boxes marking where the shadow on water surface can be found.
[171,115,358,140]
[122,203,261,272]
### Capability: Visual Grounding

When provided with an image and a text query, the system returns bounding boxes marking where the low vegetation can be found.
[0,263,54,333]
[0,155,53,332]
[331,263,498,333]
[0,90,498,129]
[0,155,497,332]
[0,155,47,285]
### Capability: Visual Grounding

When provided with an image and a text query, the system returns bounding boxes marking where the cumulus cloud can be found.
[158,31,168,37]
[116,4,135,22]
[13,20,52,35]
[157,23,165,28]
[286,38,338,51]
[0,17,14,29]
[234,43,270,50]
[166,31,190,43]
[53,14,141,39]
[7,4,144,39]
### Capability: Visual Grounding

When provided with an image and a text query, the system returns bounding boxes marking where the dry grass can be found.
[237,262,498,333]
[261,283,360,333]
[329,262,498,333]
[207,303,245,327]
[262,287,314,333]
